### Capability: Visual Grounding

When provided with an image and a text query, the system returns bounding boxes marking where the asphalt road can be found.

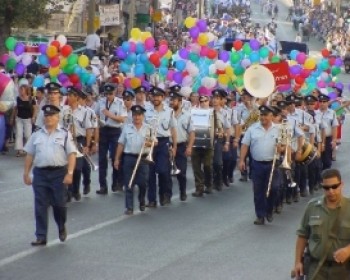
[1,2,350,280]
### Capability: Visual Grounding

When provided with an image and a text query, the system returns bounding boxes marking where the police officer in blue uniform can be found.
[123,89,135,125]
[239,105,282,225]
[169,91,195,201]
[23,105,77,246]
[315,94,338,170]
[144,86,177,207]
[115,105,153,214]
[95,83,127,194]
[66,86,94,201]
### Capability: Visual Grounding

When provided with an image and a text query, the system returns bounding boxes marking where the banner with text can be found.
[99,4,120,26]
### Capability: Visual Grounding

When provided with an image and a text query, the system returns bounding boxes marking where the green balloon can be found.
[51,77,58,82]
[270,56,280,63]
[234,66,244,76]
[63,64,75,74]
[259,47,269,58]
[67,54,79,65]
[5,37,17,51]
[235,76,244,87]
[145,63,155,75]
[320,60,329,71]
[6,58,17,71]
[331,66,341,76]
[189,53,200,63]
[231,52,240,64]
[243,43,252,55]
[80,72,90,84]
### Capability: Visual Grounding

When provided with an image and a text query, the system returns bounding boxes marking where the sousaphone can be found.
[243,65,276,98]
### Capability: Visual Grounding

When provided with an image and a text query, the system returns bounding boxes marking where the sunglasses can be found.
[321,182,341,191]
[319,100,328,103]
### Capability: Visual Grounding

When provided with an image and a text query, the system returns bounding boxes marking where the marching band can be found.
[24,66,343,231]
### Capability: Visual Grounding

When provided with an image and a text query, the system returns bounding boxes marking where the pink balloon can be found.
[317,80,326,88]
[50,56,60,67]
[129,42,136,53]
[200,46,209,57]
[166,70,174,81]
[145,37,155,50]
[1,54,9,65]
[296,52,306,64]
[159,44,168,56]
[124,78,131,88]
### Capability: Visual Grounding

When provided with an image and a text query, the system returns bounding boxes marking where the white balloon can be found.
[22,54,32,66]
[209,64,217,75]
[180,86,192,98]
[215,60,226,71]
[182,76,193,87]
[207,77,217,88]
[207,32,215,42]
[56,34,67,47]
[189,66,199,77]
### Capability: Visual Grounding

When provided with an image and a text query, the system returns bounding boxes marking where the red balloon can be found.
[51,40,61,51]
[207,49,217,59]
[216,69,226,75]
[321,49,330,58]
[328,57,336,66]
[149,53,160,67]
[295,75,305,85]
[300,69,310,78]
[182,71,189,77]
[69,74,80,84]
[159,40,168,46]
[61,45,73,57]
[233,40,243,51]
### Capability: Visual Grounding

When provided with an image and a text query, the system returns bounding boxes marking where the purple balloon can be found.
[290,65,302,75]
[14,42,25,56]
[189,26,200,39]
[179,48,189,59]
[334,57,343,67]
[141,80,151,91]
[173,72,183,84]
[197,19,208,32]
[116,47,127,59]
[219,51,229,62]
[249,39,260,51]
[241,58,251,68]
[335,82,344,90]
[58,73,69,83]
[38,43,47,55]
[15,63,25,75]
[328,92,337,100]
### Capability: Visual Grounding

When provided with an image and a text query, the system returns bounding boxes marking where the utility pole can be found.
[87,0,96,34]
[128,0,136,36]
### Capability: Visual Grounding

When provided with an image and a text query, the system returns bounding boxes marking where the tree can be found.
[0,0,75,53]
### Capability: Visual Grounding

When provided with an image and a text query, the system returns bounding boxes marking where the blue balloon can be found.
[136,43,145,54]
[32,75,45,87]
[249,52,260,63]
[159,66,168,76]
[290,50,299,61]
[140,54,149,64]
[122,42,130,52]
[125,53,136,65]
[175,60,186,72]
[134,64,145,77]
[86,74,96,86]
[38,54,49,66]
[120,62,130,73]
[74,66,82,75]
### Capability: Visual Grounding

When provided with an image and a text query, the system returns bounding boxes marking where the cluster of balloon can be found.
[1,35,97,90]
[115,28,173,90]
[0,73,16,149]
[286,48,343,95]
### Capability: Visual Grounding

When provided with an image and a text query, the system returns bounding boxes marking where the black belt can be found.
[76,136,86,140]
[311,257,344,267]
[36,166,66,171]
[124,153,148,159]
[254,160,273,164]
[157,137,169,140]
[102,126,121,130]
[177,142,186,146]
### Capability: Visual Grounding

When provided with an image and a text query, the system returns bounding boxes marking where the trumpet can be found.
[169,144,180,176]
[79,144,99,171]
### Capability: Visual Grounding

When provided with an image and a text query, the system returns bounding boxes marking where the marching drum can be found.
[295,142,317,165]
[191,108,214,149]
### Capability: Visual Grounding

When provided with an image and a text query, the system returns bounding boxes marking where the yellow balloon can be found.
[288,60,297,66]
[185,17,196,29]
[130,77,141,89]
[304,58,316,70]
[225,66,234,77]
[130,28,141,40]
[165,50,172,59]
[60,57,67,68]
[218,74,229,85]
[78,55,89,68]
[46,46,58,58]
[49,67,60,77]
[141,32,152,42]
[198,33,209,46]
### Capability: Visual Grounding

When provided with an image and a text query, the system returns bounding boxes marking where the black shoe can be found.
[159,195,165,206]
[214,185,223,192]
[31,239,47,246]
[266,214,273,223]
[146,201,157,208]
[112,183,123,192]
[59,227,67,242]
[286,197,292,204]
[83,185,90,195]
[228,177,234,184]
[96,188,108,195]
[72,192,81,201]
[239,176,248,182]
[192,191,204,197]
[163,196,171,205]
[300,191,308,197]
[309,189,314,195]
[293,193,300,202]
[254,218,265,225]
[124,209,133,215]
[203,188,212,194]
[180,192,187,201]
[139,202,146,211]
[66,192,72,203]
[276,205,283,214]
[223,179,229,187]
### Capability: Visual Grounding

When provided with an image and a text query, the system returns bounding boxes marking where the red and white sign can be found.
[262,61,291,86]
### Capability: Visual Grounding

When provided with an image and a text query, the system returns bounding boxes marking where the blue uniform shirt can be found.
[315,109,338,137]
[118,123,152,154]
[24,126,77,167]
[145,105,177,137]
[174,109,194,143]
[95,97,127,128]
[242,122,279,161]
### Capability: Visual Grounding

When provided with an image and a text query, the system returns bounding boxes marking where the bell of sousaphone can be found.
[243,65,276,98]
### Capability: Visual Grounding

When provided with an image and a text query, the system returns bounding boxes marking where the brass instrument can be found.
[242,107,260,132]
[169,144,180,176]
[144,117,159,164]
[63,109,98,171]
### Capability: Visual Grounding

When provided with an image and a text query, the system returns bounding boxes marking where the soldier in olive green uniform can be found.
[294,169,350,280]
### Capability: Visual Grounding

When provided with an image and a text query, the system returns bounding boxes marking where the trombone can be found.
[169,144,180,176]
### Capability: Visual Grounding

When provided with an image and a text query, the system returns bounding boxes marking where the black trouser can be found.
[321,137,332,170]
